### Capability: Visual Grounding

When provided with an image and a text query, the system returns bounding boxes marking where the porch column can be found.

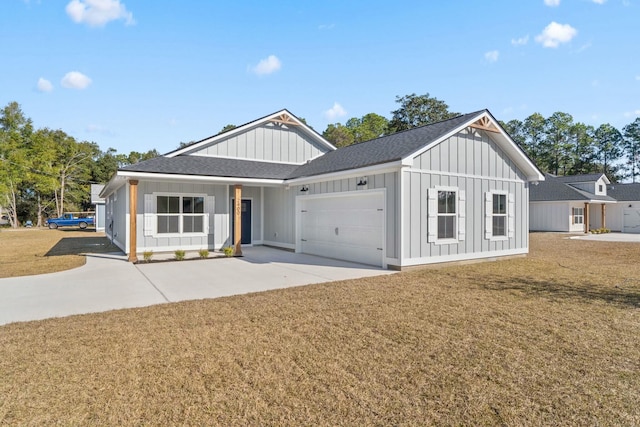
[128,180,139,262]
[584,202,590,234]
[601,204,606,229]
[234,184,243,256]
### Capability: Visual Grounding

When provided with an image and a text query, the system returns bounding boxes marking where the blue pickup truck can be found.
[47,213,95,230]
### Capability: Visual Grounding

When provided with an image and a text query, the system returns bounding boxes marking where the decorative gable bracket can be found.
[270,113,300,126]
[469,116,500,134]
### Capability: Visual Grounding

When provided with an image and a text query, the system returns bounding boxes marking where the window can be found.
[572,207,584,225]
[492,194,507,237]
[437,190,457,239]
[157,195,205,234]
[598,184,603,192]
[485,191,513,240]
[428,187,465,243]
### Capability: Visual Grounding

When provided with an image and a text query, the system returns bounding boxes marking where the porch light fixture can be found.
[357,177,368,186]
[300,185,309,192]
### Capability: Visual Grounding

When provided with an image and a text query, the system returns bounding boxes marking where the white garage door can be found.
[623,208,640,233]
[299,192,384,267]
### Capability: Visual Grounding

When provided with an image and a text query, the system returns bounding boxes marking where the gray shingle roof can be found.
[120,111,487,181]
[288,111,485,179]
[607,183,640,201]
[120,155,299,180]
[554,173,606,183]
[531,174,616,202]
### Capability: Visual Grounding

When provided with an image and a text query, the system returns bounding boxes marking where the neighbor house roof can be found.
[555,173,610,184]
[607,183,640,201]
[530,174,617,202]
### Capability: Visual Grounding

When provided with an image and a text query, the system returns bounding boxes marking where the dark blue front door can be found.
[232,199,252,244]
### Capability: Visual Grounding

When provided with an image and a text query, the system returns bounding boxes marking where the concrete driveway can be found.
[0,247,394,326]
[569,232,640,242]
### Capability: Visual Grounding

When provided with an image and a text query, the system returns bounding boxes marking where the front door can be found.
[232,199,252,244]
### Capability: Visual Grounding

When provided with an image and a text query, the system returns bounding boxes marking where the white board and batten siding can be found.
[136,181,230,252]
[187,123,329,164]
[607,202,640,233]
[530,202,585,232]
[401,127,530,266]
[263,172,399,265]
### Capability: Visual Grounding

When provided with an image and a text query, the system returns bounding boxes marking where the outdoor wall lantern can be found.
[300,185,309,192]
[357,177,368,186]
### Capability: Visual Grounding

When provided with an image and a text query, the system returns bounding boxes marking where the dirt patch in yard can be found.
[0,228,121,278]
[0,233,638,425]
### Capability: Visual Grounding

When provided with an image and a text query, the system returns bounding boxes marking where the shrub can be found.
[198,249,209,259]
[174,250,186,261]
[143,250,154,263]
[223,246,234,257]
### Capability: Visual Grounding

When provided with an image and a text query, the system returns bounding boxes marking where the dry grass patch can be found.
[0,228,119,278]
[0,233,639,425]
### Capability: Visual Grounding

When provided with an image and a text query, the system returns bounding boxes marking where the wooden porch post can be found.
[601,204,606,229]
[584,202,590,234]
[234,184,243,256]
[128,180,139,262]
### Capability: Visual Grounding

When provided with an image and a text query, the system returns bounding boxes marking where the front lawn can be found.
[0,228,118,278]
[0,233,638,425]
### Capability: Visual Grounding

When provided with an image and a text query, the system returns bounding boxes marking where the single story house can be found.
[100,109,544,269]
[530,174,640,233]
[91,184,106,232]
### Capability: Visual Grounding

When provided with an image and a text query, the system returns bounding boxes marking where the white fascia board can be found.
[118,171,286,186]
[284,161,402,186]
[167,109,335,158]
[403,111,545,183]
[99,174,127,198]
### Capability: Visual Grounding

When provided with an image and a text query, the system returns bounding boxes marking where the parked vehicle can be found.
[46,213,95,229]
[0,215,9,226]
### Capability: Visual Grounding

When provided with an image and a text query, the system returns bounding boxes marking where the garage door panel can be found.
[623,208,640,233]
[299,192,384,267]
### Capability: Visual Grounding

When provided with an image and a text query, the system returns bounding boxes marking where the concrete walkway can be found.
[0,247,394,326]
[568,232,640,242]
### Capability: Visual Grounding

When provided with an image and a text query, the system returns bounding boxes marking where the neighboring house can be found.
[91,184,106,232]
[607,183,640,233]
[530,173,640,233]
[100,109,544,269]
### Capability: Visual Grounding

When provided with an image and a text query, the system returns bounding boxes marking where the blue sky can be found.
[1,0,639,154]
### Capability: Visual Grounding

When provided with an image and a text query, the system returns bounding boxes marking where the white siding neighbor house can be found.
[100,109,544,269]
[530,174,640,233]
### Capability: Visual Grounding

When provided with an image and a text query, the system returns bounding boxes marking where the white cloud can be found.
[624,110,640,118]
[544,0,560,6]
[324,102,347,120]
[592,0,606,3]
[318,23,335,30]
[535,22,578,48]
[484,50,499,63]
[66,0,134,27]
[511,35,529,46]
[61,71,92,89]
[249,55,282,76]
[635,75,640,81]
[37,77,53,92]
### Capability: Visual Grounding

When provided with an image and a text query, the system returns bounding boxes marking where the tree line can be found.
[2,95,639,227]
[0,102,158,228]
[319,94,640,184]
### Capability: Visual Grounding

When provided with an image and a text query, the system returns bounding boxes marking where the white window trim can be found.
[485,191,514,241]
[428,186,465,245]
[144,192,211,238]
[572,207,584,225]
